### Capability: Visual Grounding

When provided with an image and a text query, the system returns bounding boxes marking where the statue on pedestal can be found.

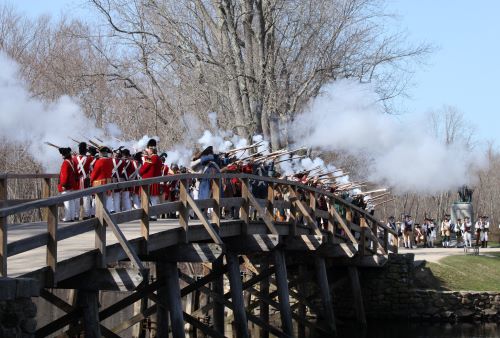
[458,185,473,203]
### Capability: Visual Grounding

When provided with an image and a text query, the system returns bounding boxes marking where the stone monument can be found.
[451,185,474,224]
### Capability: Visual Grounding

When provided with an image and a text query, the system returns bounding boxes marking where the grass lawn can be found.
[426,254,500,291]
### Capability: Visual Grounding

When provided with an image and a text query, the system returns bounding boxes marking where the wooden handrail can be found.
[0,173,397,237]
[0,172,399,278]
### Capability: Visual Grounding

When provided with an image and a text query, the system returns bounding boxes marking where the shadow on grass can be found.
[413,263,449,290]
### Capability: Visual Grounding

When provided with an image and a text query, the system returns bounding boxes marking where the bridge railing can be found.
[0,173,397,280]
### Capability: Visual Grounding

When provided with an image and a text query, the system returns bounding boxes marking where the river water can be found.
[339,321,500,338]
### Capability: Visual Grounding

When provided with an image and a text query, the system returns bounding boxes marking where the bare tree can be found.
[87,0,430,147]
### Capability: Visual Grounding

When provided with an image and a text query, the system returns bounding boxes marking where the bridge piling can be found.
[273,249,293,337]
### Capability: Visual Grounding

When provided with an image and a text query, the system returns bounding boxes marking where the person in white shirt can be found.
[462,216,473,248]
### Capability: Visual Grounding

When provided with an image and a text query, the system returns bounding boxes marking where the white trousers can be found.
[113,192,121,213]
[61,190,76,221]
[74,196,92,219]
[121,191,132,211]
[149,195,160,220]
[132,193,141,209]
[481,231,489,241]
[464,232,472,247]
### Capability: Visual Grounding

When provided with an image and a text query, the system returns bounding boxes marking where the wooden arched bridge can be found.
[0,173,397,337]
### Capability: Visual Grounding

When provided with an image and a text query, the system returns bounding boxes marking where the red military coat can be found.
[139,154,162,196]
[90,157,113,187]
[73,155,93,190]
[58,159,78,192]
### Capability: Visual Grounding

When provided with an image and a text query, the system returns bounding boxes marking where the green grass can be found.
[426,254,500,291]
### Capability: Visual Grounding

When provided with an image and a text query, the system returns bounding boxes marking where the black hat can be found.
[388,216,395,219]
[133,152,143,161]
[122,149,131,157]
[160,152,168,159]
[58,147,72,157]
[113,146,123,156]
[405,214,411,218]
[78,142,87,155]
[99,146,111,154]
[192,146,213,161]
[147,139,157,149]
[88,146,97,156]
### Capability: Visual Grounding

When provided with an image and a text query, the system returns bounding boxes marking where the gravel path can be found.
[405,246,500,263]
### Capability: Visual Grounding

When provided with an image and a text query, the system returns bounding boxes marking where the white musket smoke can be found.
[291,79,488,194]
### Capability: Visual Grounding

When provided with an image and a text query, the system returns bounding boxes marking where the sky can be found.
[5,0,500,147]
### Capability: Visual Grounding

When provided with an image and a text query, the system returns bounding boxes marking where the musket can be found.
[44,141,62,149]
[95,137,104,143]
[274,155,306,164]
[360,188,387,195]
[235,149,267,162]
[226,141,264,155]
[254,147,307,163]
[88,139,102,148]
[70,137,82,144]
[367,192,391,201]
[373,198,395,207]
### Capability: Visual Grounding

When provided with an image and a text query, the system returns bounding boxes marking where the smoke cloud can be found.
[291,79,487,193]
[0,51,105,172]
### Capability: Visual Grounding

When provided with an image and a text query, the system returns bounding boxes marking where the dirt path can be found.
[405,246,500,263]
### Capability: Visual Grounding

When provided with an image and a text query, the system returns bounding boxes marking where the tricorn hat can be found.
[78,142,87,155]
[58,147,72,157]
[99,146,111,154]
[147,138,157,149]
[192,146,213,161]
[122,149,131,157]
[87,146,97,156]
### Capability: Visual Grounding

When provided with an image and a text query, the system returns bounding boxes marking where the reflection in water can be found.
[339,321,500,338]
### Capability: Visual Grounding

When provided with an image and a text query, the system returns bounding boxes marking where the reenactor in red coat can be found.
[111,148,126,212]
[58,147,78,222]
[139,139,162,219]
[120,149,134,211]
[73,142,93,219]
[90,146,114,212]
[159,153,171,202]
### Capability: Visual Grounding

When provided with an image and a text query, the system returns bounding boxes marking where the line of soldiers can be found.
[385,214,491,249]
[56,139,383,224]
[57,139,162,222]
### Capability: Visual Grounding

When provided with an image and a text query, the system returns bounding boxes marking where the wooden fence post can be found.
[289,187,298,236]
[267,183,274,221]
[42,178,51,221]
[211,178,221,228]
[140,184,150,254]
[240,178,250,234]
[94,192,106,268]
[46,205,58,286]
[0,176,6,204]
[0,215,6,277]
[179,179,189,243]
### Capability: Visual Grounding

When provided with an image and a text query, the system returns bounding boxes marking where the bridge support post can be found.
[163,261,185,338]
[78,290,101,338]
[226,252,249,338]
[297,265,307,338]
[212,256,225,335]
[156,262,170,338]
[348,266,366,326]
[259,257,270,338]
[273,249,293,336]
[315,256,337,336]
